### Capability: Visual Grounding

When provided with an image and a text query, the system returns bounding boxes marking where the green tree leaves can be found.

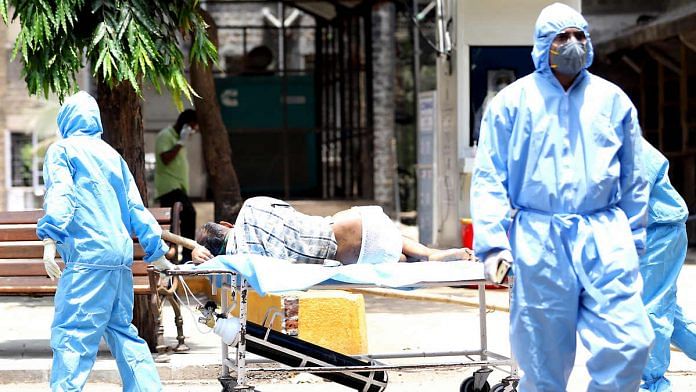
[0,0,217,108]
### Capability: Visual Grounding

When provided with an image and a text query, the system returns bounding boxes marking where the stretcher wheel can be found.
[460,376,490,392]
[491,383,513,392]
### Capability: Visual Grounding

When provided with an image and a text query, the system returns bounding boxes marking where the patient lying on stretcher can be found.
[191,196,474,265]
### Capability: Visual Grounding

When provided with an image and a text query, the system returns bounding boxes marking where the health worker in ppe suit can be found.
[471,3,654,391]
[639,138,696,392]
[37,91,176,392]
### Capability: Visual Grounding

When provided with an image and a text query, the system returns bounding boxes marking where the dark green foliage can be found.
[0,0,217,108]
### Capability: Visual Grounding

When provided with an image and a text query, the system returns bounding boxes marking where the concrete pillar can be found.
[212,286,368,355]
[0,23,7,210]
[371,2,397,217]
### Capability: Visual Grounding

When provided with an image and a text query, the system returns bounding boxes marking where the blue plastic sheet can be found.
[191,254,484,295]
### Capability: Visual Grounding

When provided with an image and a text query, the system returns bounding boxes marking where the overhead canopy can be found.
[204,0,377,22]
[593,2,696,57]
[286,0,374,21]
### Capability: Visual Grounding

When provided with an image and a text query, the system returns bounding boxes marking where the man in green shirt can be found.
[155,109,198,261]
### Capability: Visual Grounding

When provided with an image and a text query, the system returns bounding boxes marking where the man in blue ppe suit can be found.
[37,91,176,391]
[640,138,696,391]
[471,3,654,391]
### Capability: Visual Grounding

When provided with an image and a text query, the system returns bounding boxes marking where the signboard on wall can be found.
[417,91,437,246]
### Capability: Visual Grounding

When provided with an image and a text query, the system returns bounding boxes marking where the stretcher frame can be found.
[160,268,519,392]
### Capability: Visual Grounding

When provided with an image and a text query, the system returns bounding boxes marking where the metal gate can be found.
[208,1,375,199]
[316,12,374,199]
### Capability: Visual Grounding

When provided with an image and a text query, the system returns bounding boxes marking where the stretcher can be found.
[153,257,519,392]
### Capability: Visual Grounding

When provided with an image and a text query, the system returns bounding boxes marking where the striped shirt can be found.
[227,197,337,264]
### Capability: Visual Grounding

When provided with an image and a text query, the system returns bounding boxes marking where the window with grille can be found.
[9,132,33,187]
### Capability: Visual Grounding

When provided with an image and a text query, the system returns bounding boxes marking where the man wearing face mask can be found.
[471,3,653,391]
[155,109,198,261]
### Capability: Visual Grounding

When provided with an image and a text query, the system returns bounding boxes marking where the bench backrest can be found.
[0,208,174,295]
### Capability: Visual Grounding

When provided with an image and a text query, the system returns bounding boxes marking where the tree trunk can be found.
[95,80,155,350]
[132,293,158,353]
[96,80,149,206]
[190,9,242,222]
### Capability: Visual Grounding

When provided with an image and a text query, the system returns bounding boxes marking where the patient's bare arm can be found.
[401,237,434,261]
[401,237,474,262]
[427,248,475,262]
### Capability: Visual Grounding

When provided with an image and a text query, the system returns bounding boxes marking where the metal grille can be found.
[207,1,374,199]
[9,132,33,188]
[316,14,373,199]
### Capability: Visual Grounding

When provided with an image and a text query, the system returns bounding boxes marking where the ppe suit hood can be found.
[56,91,104,138]
[531,3,594,76]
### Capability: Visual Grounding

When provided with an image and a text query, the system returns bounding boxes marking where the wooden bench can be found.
[0,206,186,353]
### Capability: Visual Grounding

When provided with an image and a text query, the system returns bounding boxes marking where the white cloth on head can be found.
[354,206,403,265]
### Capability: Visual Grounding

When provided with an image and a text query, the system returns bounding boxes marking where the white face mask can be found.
[182,124,196,135]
